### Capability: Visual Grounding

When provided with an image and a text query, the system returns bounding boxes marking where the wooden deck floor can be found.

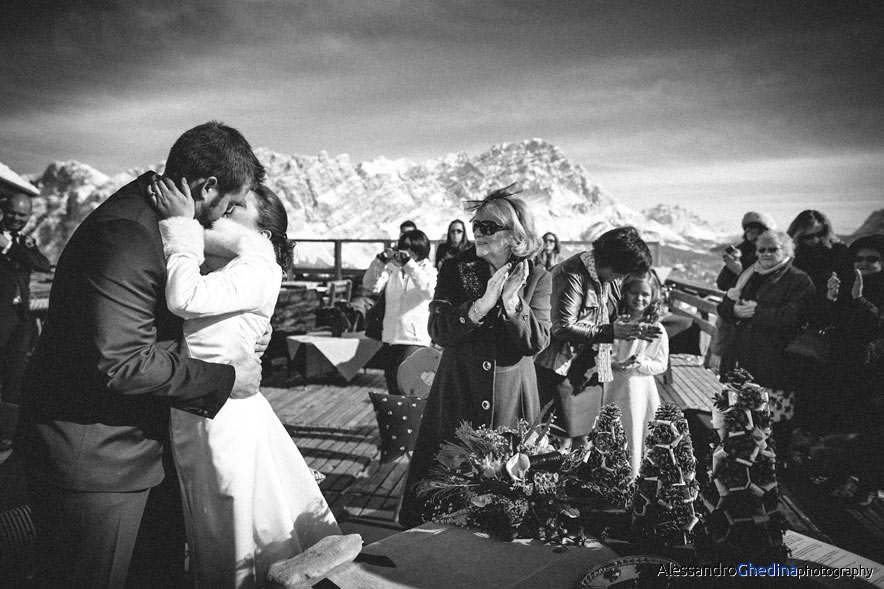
[261,354,846,551]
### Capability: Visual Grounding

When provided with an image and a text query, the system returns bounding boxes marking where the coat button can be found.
[481,400,491,410]
[482,360,492,371]
[459,316,466,324]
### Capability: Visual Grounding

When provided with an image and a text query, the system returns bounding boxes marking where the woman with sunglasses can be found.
[400,184,551,528]
[817,233,884,505]
[786,210,852,438]
[717,229,814,465]
[534,231,561,271]
[434,219,473,270]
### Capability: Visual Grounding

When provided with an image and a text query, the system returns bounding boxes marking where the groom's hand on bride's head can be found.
[230,356,262,399]
[254,324,272,358]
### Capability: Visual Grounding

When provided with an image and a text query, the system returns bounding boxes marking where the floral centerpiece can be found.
[694,369,787,565]
[413,404,634,543]
[631,403,700,547]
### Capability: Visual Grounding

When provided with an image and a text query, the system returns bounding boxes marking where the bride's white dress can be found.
[160,218,340,588]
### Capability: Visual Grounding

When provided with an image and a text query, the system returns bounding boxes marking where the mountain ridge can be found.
[24,139,727,264]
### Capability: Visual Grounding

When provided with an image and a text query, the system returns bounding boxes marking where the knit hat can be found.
[741,211,776,230]
[848,233,884,258]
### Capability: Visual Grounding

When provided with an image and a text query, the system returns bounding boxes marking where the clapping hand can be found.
[852,268,863,299]
[733,299,758,318]
[501,261,528,312]
[150,176,194,219]
[826,271,841,301]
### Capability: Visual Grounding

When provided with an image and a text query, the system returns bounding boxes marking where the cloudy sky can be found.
[2,0,882,233]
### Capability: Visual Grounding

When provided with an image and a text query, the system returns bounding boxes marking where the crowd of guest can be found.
[713,209,884,506]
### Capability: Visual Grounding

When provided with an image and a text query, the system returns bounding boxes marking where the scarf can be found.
[580,250,613,383]
[727,256,792,301]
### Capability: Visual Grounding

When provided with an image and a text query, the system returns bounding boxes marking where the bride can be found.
[151,177,340,588]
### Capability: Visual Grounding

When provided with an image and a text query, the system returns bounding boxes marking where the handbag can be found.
[364,289,386,341]
[785,324,832,365]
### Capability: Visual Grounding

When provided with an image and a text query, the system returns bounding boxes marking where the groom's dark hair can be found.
[164,121,266,195]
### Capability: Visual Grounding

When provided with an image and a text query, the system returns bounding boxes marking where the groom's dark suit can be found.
[16,172,235,587]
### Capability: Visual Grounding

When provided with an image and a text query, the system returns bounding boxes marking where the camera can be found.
[724,245,740,257]
[391,250,410,265]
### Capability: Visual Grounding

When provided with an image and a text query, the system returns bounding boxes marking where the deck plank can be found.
[259,361,879,561]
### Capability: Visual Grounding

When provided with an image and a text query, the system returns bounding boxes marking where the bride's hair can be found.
[253,185,294,271]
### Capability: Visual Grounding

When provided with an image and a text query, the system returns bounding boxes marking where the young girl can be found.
[602,272,669,477]
[152,178,339,588]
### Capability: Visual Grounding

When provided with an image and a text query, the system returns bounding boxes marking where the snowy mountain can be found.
[24,139,727,265]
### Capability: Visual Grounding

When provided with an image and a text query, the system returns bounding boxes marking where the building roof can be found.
[0,161,39,197]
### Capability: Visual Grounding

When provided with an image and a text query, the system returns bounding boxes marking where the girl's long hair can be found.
[620,271,662,323]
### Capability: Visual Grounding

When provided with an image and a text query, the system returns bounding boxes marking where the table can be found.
[323,522,618,588]
[286,332,383,382]
[322,524,884,588]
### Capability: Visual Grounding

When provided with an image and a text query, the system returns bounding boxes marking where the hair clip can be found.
[462,182,523,212]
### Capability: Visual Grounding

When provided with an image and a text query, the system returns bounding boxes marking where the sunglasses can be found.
[450,229,464,233]
[756,247,781,254]
[800,229,826,241]
[855,255,882,263]
[472,220,510,236]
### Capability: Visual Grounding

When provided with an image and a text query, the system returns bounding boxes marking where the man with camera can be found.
[0,193,51,422]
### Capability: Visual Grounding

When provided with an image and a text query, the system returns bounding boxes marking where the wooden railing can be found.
[663,277,724,365]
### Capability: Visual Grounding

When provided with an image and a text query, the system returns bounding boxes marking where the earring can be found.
[259,229,271,240]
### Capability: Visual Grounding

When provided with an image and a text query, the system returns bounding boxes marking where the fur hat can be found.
[741,211,776,230]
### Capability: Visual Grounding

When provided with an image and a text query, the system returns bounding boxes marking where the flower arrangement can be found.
[414,404,634,543]
[695,369,787,565]
[631,403,700,547]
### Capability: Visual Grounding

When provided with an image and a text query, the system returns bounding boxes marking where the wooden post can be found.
[334,241,343,281]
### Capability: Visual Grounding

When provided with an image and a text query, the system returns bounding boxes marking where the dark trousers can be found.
[382,343,424,396]
[0,314,35,406]
[28,473,186,589]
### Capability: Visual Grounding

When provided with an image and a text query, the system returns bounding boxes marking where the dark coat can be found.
[15,172,234,493]
[0,230,51,323]
[717,262,814,389]
[401,250,551,525]
[793,242,853,323]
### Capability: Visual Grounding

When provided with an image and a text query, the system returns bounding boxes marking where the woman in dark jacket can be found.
[434,219,473,270]
[400,185,551,528]
[534,226,656,449]
[786,210,852,434]
[718,229,814,460]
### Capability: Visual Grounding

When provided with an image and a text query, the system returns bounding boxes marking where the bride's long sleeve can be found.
[159,217,279,319]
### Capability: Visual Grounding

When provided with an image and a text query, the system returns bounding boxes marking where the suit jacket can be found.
[15,172,235,492]
[0,230,51,322]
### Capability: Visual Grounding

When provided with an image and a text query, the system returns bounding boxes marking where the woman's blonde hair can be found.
[620,271,662,322]
[468,185,541,259]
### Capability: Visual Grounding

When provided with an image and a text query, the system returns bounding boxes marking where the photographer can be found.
[713,211,775,379]
[363,229,437,395]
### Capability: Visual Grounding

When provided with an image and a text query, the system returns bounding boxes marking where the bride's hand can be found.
[151,176,194,219]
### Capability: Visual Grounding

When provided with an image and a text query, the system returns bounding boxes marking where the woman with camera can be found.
[400,184,551,528]
[363,229,437,396]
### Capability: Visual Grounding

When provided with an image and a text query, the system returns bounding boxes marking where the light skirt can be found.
[171,392,340,588]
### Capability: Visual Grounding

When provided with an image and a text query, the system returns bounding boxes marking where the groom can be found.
[15,121,267,588]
